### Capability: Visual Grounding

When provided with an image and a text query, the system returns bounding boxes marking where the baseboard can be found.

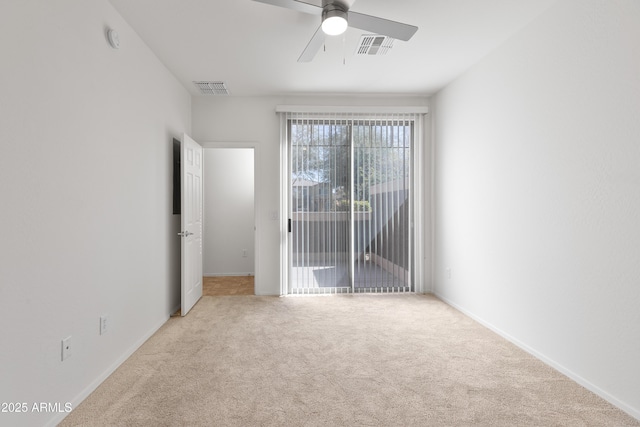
[46,315,170,427]
[204,273,254,277]
[434,292,640,422]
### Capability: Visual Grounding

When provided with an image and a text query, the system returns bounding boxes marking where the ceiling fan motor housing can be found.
[322,4,348,35]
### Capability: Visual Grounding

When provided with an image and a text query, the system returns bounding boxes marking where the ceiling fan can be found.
[252,0,418,62]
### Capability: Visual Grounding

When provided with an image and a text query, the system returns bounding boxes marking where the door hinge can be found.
[288,218,291,233]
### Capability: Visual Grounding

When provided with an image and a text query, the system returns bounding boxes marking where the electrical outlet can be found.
[61,336,72,361]
[446,268,452,279]
[100,316,108,335]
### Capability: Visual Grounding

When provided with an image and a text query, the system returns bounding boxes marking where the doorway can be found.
[202,145,257,295]
[287,117,414,294]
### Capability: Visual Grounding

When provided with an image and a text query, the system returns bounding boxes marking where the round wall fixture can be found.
[107,29,120,49]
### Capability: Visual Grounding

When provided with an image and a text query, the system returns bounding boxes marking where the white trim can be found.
[411,114,426,293]
[203,273,254,277]
[275,105,429,114]
[279,117,290,296]
[429,107,436,294]
[201,142,258,149]
[435,293,640,422]
[200,142,260,295]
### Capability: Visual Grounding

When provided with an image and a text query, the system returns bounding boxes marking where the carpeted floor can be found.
[60,294,639,426]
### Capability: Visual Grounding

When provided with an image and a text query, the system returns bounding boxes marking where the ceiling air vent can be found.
[193,81,229,95]
[355,35,394,56]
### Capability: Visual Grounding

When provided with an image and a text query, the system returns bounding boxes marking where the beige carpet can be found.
[60,295,639,426]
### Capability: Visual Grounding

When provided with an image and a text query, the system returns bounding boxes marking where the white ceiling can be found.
[108,0,558,97]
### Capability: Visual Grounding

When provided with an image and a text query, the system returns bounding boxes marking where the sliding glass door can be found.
[290,119,351,293]
[288,114,414,294]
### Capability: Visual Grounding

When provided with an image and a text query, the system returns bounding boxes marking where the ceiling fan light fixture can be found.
[322,6,348,36]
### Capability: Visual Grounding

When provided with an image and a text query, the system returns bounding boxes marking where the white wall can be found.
[0,1,191,426]
[432,0,640,419]
[204,148,255,276]
[192,95,430,295]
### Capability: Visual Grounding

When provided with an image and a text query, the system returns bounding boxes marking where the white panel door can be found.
[180,133,203,316]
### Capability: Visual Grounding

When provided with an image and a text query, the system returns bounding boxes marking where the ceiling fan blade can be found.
[252,0,322,15]
[298,25,326,62]
[348,12,418,41]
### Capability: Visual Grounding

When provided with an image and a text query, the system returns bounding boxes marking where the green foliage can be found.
[289,120,411,208]
[335,200,371,212]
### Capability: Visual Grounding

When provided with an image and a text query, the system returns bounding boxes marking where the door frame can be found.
[201,142,260,294]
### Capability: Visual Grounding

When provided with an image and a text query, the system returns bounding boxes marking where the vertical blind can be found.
[283,110,420,294]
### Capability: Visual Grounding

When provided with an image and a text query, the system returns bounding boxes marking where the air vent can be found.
[193,81,229,95]
[355,35,394,56]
